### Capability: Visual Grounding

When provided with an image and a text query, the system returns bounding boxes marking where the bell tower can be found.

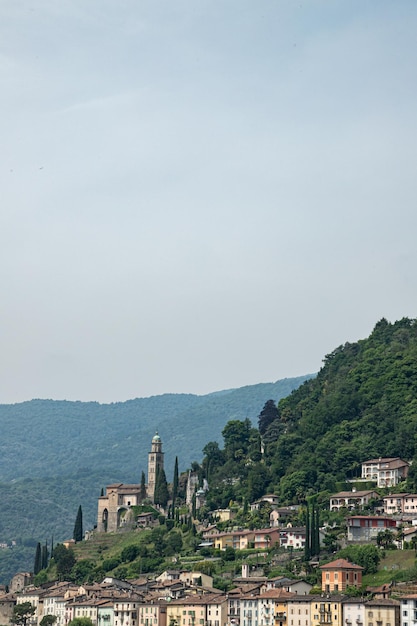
[147,431,164,502]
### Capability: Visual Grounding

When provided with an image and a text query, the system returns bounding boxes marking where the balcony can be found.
[276,613,286,620]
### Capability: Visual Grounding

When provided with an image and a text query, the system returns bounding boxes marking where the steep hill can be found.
[263,317,417,499]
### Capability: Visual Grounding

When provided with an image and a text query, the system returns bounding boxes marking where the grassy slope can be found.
[363,550,416,586]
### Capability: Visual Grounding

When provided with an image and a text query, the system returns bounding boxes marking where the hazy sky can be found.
[1,1,416,404]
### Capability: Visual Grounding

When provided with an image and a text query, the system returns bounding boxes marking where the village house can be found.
[253,528,281,550]
[278,527,306,550]
[16,586,49,626]
[137,599,167,626]
[310,595,344,626]
[0,592,16,626]
[268,578,312,595]
[97,600,115,626]
[250,495,280,512]
[286,594,313,626]
[383,494,417,516]
[212,509,236,522]
[346,516,397,542]
[68,597,113,626]
[330,490,379,512]
[269,508,299,528]
[320,558,363,592]
[9,572,33,593]
[399,594,417,626]
[274,589,297,626]
[364,598,400,626]
[361,458,409,488]
[165,593,227,626]
[343,597,366,626]
[42,582,80,626]
[213,530,255,550]
[402,527,417,546]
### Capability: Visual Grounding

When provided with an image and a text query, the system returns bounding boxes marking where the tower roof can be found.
[152,431,161,442]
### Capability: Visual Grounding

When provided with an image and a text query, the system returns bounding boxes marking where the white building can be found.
[400,595,417,626]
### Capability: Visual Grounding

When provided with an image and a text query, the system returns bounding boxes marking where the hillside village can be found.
[3,319,417,626]
[2,429,417,626]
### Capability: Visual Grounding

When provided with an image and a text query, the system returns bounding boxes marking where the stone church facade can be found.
[97,432,164,533]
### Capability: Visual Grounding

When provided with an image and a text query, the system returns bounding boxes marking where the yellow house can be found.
[213,533,234,550]
[213,530,254,551]
[310,595,344,626]
[273,590,296,626]
[166,594,227,626]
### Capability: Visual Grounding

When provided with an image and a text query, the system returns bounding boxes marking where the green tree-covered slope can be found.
[199,318,417,508]
[264,317,417,499]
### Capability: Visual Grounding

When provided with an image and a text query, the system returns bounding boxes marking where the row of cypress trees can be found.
[33,540,52,575]
[304,499,320,561]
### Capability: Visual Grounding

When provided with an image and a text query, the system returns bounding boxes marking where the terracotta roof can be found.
[363,458,409,468]
[259,589,296,599]
[365,599,400,606]
[320,558,363,571]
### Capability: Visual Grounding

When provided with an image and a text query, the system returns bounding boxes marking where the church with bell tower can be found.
[147,431,164,501]
[97,431,165,533]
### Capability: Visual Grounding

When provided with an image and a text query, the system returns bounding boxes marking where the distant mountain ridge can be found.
[0,376,313,485]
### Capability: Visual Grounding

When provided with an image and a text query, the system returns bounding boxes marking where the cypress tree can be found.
[41,541,49,570]
[172,456,179,509]
[315,505,320,556]
[258,399,279,436]
[310,501,316,556]
[34,542,42,575]
[100,487,104,497]
[140,471,146,501]
[154,468,169,507]
[73,505,83,542]
[304,502,311,561]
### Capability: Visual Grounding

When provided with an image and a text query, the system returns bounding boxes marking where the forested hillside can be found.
[201,318,417,508]
[4,317,417,585]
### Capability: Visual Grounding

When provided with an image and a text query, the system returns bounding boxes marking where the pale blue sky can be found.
[1,1,416,403]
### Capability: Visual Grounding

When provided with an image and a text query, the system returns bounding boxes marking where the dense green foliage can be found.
[199,318,417,507]
[11,602,36,626]
[264,317,417,498]
[337,544,381,574]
